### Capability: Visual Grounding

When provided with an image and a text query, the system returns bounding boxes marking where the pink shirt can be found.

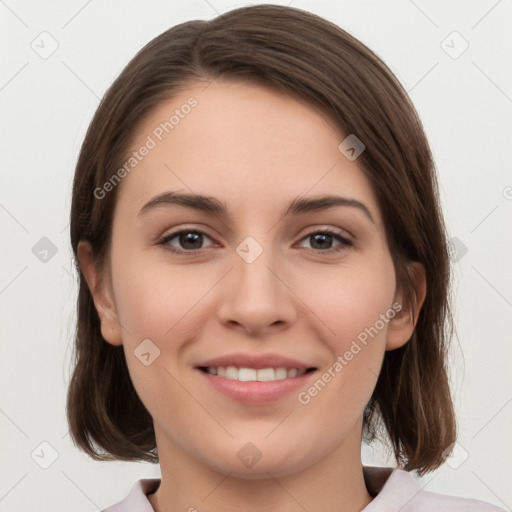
[102,465,506,511]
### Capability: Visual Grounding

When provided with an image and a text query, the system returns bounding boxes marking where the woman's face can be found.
[81,79,417,478]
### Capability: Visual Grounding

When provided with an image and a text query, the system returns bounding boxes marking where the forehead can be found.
[114,79,382,225]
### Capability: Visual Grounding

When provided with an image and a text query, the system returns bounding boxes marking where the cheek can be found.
[292,254,396,407]
[112,251,219,343]
[110,253,223,405]
[294,255,396,346]
[111,258,213,423]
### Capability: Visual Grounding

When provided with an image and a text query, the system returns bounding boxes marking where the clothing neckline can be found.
[103,465,507,511]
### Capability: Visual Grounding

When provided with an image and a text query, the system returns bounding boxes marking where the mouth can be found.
[194,353,319,403]
[195,357,319,404]
[197,366,317,382]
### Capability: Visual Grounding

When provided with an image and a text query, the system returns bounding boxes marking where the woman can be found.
[66,4,505,511]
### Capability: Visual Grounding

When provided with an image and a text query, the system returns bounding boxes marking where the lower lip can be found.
[196,368,316,404]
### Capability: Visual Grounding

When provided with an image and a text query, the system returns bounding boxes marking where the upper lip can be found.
[196,353,316,370]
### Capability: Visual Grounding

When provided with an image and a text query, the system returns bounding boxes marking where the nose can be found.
[216,240,298,336]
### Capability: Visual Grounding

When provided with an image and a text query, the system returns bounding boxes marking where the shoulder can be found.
[101,478,160,512]
[409,488,507,512]
[363,467,506,512]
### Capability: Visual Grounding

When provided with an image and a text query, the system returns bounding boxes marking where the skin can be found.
[78,79,426,512]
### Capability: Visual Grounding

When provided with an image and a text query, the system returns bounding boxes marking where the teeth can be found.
[204,366,308,381]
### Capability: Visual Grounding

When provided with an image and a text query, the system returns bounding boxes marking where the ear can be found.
[77,240,123,346]
[386,262,426,351]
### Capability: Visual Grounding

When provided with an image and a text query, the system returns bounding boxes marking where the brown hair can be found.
[66,3,456,475]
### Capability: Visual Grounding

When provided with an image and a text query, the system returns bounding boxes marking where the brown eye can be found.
[159,230,215,254]
[298,230,353,254]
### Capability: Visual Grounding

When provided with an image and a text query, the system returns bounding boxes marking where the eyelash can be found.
[157,228,353,256]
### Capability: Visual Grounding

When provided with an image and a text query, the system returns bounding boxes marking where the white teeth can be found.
[238,368,257,382]
[203,366,308,381]
[275,367,288,380]
[257,368,275,381]
[225,366,238,379]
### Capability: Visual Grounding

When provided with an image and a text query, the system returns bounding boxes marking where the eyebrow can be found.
[138,191,375,223]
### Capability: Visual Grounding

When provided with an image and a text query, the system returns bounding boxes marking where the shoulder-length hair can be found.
[66,3,456,475]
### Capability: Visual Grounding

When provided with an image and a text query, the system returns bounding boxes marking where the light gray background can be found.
[1,1,511,511]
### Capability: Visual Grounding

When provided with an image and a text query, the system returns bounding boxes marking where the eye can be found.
[158,229,216,254]
[297,229,353,254]
[158,227,353,255]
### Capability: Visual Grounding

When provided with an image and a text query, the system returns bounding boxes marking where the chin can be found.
[204,443,315,480]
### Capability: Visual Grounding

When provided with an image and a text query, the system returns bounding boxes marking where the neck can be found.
[148,423,373,512]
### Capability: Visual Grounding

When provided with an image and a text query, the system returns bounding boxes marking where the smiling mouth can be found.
[197,366,317,382]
